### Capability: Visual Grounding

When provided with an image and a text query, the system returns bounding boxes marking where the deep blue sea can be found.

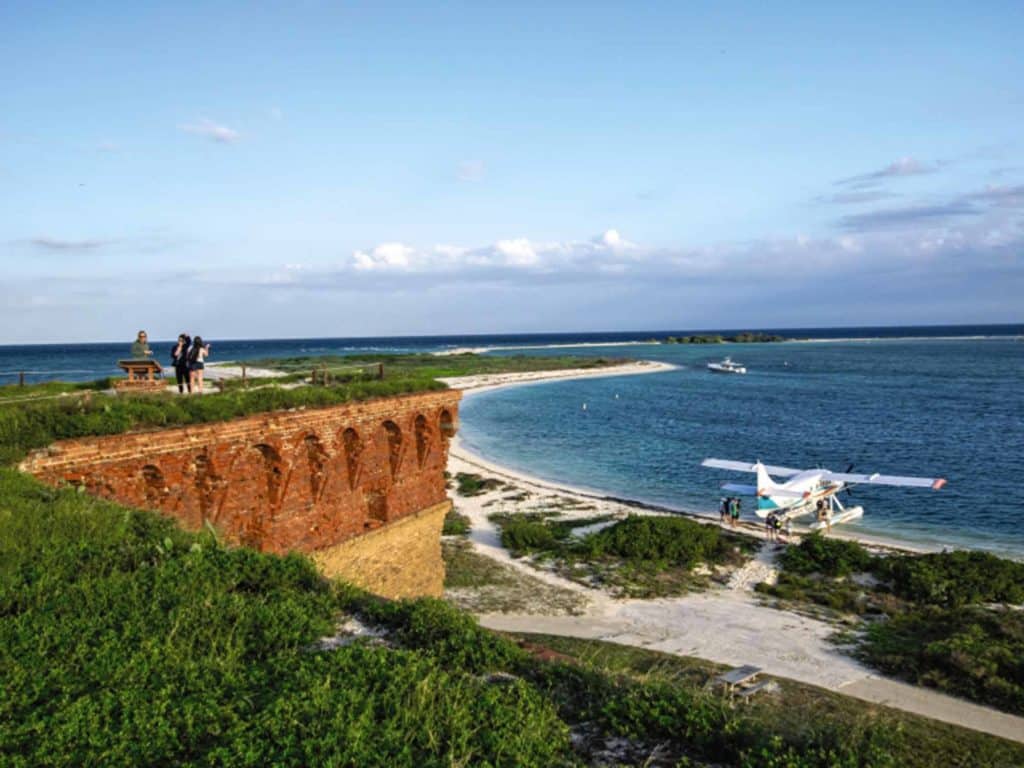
[3,325,1022,555]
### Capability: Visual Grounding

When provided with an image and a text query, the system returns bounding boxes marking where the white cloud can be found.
[352,242,416,271]
[181,118,240,144]
[494,238,538,266]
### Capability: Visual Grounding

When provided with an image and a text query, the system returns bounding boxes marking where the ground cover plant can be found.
[247,352,628,381]
[757,534,1024,714]
[493,512,756,598]
[441,506,472,535]
[5,469,1021,767]
[454,471,507,497]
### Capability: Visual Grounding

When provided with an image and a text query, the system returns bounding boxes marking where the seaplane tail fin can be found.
[755,462,778,494]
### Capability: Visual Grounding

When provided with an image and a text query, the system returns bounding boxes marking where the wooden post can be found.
[19,371,25,387]
[311,368,317,386]
[242,364,247,387]
[378,363,384,380]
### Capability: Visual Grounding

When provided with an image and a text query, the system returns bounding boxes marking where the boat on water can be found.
[707,357,746,374]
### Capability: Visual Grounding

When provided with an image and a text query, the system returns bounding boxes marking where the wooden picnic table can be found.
[115,359,165,392]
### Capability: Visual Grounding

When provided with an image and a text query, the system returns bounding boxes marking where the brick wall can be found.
[20,390,460,596]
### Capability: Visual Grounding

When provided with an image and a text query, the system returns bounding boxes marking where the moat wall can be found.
[20,390,461,598]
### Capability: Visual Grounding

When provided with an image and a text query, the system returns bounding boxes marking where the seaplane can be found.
[701,458,947,531]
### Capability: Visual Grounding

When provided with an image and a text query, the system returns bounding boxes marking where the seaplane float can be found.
[701,458,946,531]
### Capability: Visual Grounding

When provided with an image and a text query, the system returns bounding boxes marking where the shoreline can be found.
[443,362,933,555]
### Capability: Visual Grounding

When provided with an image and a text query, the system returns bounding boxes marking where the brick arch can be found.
[192,449,222,524]
[141,463,166,508]
[439,409,455,440]
[414,414,431,468]
[341,427,363,490]
[301,432,329,503]
[382,420,403,478]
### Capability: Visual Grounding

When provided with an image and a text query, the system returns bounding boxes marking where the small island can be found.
[661,332,787,344]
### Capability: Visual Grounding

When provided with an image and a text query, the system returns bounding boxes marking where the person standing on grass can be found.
[170,334,192,394]
[189,336,211,394]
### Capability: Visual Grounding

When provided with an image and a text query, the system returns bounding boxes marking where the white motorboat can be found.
[707,357,746,374]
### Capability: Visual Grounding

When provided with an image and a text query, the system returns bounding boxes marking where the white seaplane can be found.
[701,458,947,531]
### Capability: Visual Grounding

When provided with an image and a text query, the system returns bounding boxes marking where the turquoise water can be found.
[460,338,1024,556]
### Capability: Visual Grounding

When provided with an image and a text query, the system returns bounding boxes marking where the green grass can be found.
[4,468,1023,766]
[247,352,629,380]
[0,378,116,401]
[493,513,757,599]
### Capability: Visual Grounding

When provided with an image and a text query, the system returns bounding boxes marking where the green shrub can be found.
[582,515,727,569]
[859,606,1024,715]
[874,550,1024,608]
[779,534,874,577]
[501,519,557,552]
[441,508,471,536]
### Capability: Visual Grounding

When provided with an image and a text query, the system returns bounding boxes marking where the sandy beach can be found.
[440,361,1024,743]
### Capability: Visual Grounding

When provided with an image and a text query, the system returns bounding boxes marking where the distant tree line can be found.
[658,332,786,344]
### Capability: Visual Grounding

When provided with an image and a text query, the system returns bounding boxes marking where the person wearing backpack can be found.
[188,336,211,394]
[170,334,192,394]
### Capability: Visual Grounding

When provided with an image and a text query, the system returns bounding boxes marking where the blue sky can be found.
[2,1,1022,343]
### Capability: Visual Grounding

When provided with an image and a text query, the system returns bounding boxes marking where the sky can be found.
[2,1,1023,343]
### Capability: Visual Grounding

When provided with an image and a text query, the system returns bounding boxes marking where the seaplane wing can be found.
[721,483,758,495]
[820,471,947,490]
[701,458,803,477]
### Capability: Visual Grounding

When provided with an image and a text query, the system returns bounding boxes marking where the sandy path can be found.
[442,363,1024,743]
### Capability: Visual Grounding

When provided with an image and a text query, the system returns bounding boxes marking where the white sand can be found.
[442,363,1024,742]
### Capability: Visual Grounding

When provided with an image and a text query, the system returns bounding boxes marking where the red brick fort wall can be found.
[20,391,461,568]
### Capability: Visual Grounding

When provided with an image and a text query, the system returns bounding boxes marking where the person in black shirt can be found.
[170,334,192,394]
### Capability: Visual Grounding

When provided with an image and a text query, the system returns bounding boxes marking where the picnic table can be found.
[115,359,165,392]
[709,665,778,701]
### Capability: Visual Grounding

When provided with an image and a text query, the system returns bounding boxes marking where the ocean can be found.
[3,325,1022,555]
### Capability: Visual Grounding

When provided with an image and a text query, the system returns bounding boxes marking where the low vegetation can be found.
[662,332,786,344]
[4,471,1020,766]
[248,352,628,380]
[454,471,508,497]
[441,507,472,536]
[757,535,1024,715]
[494,513,756,598]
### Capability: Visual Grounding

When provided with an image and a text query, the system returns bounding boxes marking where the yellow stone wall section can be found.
[312,500,449,599]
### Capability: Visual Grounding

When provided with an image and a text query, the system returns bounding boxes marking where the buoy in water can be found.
[582,403,587,411]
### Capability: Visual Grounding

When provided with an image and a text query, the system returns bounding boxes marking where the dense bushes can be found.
[859,607,1024,716]
[581,515,729,569]
[876,550,1024,608]
[501,518,558,551]
[779,535,874,577]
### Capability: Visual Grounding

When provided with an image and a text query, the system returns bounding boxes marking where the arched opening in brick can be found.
[342,428,363,490]
[192,450,220,522]
[254,443,285,509]
[365,488,388,526]
[414,414,431,467]
[383,420,402,478]
[303,434,328,502]
[439,409,455,440]
[141,464,166,508]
